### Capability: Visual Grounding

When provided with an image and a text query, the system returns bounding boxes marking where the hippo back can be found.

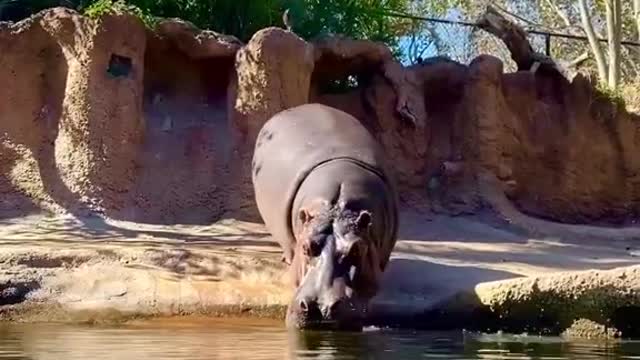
[251,103,395,256]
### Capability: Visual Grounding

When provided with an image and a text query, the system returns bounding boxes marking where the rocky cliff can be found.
[1,8,639,226]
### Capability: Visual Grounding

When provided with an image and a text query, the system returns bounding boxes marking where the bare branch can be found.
[414,38,434,60]
[491,2,542,28]
[578,0,608,82]
[634,0,640,43]
[477,5,536,70]
[476,5,576,80]
[543,0,573,28]
[567,52,590,68]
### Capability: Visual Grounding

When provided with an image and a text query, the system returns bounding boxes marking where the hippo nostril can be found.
[326,300,343,318]
[299,298,319,313]
[299,300,309,312]
[303,240,323,257]
[310,241,322,257]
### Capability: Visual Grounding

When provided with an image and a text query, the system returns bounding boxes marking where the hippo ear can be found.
[356,210,372,231]
[298,208,313,224]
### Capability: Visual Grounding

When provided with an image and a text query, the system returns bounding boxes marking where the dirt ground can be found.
[1,208,637,335]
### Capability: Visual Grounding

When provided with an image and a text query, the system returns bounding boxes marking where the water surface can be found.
[0,318,638,359]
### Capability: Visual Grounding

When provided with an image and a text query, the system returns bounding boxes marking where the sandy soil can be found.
[1,209,637,334]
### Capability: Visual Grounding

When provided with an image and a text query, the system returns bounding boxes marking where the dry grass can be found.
[621,80,640,114]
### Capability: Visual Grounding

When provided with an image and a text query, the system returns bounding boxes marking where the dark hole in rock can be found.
[611,306,640,338]
[107,54,133,78]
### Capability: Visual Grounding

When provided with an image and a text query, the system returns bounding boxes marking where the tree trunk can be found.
[476,5,577,80]
[605,0,622,89]
[578,0,608,84]
[476,5,536,70]
[634,0,640,43]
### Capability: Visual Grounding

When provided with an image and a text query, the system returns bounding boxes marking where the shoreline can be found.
[1,211,638,338]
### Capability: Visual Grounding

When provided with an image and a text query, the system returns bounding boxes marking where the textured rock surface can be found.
[468,55,640,224]
[3,8,640,224]
[125,24,236,224]
[475,266,640,336]
[154,19,242,59]
[227,27,315,219]
[1,9,145,218]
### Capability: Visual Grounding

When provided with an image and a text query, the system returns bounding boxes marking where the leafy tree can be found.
[0,0,418,47]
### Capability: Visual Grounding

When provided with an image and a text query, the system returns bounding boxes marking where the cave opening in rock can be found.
[132,38,235,225]
[308,54,381,136]
[316,74,361,94]
[107,54,132,78]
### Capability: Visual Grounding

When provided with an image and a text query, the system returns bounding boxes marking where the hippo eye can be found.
[317,223,332,235]
[310,233,326,245]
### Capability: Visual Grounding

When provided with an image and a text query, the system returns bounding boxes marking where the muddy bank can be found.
[1,212,638,337]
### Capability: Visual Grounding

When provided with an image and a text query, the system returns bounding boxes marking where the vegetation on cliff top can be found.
[0,0,441,49]
[1,0,639,107]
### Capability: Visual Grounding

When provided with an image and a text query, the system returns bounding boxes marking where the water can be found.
[0,318,638,359]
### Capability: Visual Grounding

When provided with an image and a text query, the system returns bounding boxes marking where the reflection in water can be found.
[0,319,638,359]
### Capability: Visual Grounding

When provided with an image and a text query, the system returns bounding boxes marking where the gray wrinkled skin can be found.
[251,104,398,331]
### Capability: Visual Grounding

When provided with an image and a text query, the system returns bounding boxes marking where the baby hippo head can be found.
[286,201,383,331]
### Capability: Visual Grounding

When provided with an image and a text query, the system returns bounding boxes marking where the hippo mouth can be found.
[285,236,367,331]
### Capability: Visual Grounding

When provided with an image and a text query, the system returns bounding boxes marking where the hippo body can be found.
[251,103,398,330]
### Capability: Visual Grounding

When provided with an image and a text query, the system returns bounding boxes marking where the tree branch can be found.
[543,0,572,28]
[476,5,536,70]
[476,5,578,80]
[605,0,622,89]
[491,2,542,28]
[578,0,608,83]
[567,51,590,68]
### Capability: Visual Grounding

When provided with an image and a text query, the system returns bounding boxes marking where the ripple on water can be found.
[0,320,638,359]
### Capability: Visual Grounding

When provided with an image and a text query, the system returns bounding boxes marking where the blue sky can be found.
[396,7,473,65]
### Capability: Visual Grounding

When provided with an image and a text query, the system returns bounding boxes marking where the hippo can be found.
[251,103,398,330]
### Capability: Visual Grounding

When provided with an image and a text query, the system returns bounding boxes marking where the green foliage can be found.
[82,0,155,26]
[117,0,285,42]
[1,0,419,47]
[284,0,407,46]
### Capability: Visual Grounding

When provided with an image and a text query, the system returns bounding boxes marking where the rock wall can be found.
[127,21,239,224]
[464,56,640,224]
[1,8,639,225]
[228,28,315,220]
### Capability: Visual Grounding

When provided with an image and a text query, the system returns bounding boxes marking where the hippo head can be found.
[286,201,383,331]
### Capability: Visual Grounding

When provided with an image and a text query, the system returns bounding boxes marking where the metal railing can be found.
[374,7,639,76]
